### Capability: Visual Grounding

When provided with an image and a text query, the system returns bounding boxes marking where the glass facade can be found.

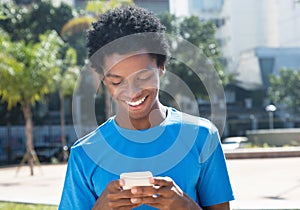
[190,0,224,12]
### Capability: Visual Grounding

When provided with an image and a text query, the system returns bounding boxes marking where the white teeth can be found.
[126,96,146,106]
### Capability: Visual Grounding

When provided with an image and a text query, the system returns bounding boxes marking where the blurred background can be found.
[0,0,300,166]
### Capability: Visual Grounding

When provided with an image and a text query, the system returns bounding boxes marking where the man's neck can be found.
[115,104,167,130]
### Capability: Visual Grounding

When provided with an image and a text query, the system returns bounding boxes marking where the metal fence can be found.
[0,125,79,164]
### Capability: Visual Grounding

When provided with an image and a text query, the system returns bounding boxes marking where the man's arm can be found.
[59,148,97,210]
[203,202,230,210]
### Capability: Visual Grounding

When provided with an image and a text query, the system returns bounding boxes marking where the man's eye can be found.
[138,74,152,81]
[111,81,121,86]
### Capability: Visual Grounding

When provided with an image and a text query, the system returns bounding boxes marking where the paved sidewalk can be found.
[0,158,300,209]
[225,146,300,159]
[227,157,300,209]
[0,163,66,206]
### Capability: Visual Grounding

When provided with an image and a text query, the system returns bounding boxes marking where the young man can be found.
[59,6,234,210]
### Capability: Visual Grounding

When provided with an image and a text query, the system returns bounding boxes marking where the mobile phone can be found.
[120,171,153,190]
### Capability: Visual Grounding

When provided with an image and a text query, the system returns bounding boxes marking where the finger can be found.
[107,189,133,201]
[130,186,174,200]
[151,177,173,188]
[152,177,183,197]
[108,198,140,209]
[107,180,124,191]
[130,186,158,197]
[155,187,179,198]
[130,179,176,198]
[130,195,168,207]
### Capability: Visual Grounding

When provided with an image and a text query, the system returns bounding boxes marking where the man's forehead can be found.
[104,50,148,66]
[103,50,151,74]
[105,68,154,78]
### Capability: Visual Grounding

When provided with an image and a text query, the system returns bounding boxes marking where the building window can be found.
[225,90,236,103]
[190,0,224,12]
[259,57,274,88]
[244,98,252,109]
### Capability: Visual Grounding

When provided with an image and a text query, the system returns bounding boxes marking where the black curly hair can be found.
[87,6,170,74]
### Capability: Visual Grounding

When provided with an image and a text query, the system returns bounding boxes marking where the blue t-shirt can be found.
[59,107,234,209]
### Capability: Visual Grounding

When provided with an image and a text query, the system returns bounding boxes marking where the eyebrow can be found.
[105,73,122,78]
[105,69,153,79]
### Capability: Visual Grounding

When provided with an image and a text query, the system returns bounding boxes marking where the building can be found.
[224,47,300,136]
[170,0,300,135]
[134,0,169,14]
[169,0,230,70]
[169,0,300,70]
[223,0,300,135]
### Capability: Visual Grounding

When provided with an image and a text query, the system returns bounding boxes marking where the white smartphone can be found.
[120,171,153,190]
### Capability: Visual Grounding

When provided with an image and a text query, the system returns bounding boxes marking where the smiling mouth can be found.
[125,96,147,107]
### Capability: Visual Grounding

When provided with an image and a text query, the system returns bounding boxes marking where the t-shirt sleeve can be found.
[197,129,235,207]
[58,147,97,210]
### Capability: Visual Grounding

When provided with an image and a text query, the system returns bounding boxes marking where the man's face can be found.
[103,52,164,122]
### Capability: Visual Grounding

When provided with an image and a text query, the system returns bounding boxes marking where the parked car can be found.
[221,136,248,151]
[34,143,69,162]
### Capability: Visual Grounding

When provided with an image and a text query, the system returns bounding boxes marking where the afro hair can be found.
[87,6,170,74]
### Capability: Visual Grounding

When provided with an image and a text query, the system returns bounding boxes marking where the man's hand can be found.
[92,179,141,210]
[93,177,229,210]
[129,177,202,210]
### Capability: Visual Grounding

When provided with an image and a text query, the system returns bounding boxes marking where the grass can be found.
[0,202,57,210]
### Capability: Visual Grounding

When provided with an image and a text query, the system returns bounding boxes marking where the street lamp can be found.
[249,114,257,130]
[265,104,277,129]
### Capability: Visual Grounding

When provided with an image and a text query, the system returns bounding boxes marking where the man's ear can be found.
[102,77,107,86]
[100,73,107,85]
[159,65,166,77]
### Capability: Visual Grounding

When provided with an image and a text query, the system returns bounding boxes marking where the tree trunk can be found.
[22,101,34,176]
[59,90,68,162]
[6,123,12,163]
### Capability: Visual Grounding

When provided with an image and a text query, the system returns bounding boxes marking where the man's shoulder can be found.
[71,118,114,149]
[169,107,217,133]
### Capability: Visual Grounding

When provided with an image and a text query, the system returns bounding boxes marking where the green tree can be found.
[60,0,133,65]
[53,46,78,161]
[157,13,230,109]
[0,30,66,175]
[0,0,74,43]
[61,0,133,121]
[0,0,79,158]
[85,0,132,14]
[61,15,95,65]
[269,68,300,114]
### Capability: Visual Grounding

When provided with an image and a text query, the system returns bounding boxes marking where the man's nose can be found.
[127,82,142,98]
